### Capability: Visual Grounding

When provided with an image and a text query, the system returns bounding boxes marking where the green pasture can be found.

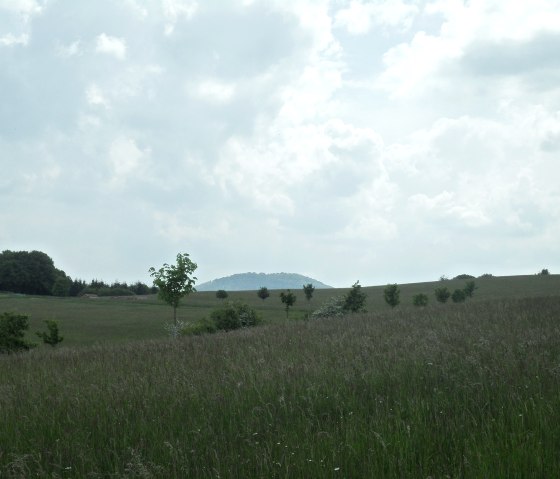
[0,274,558,347]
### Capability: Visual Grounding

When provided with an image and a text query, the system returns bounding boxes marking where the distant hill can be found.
[196,273,333,292]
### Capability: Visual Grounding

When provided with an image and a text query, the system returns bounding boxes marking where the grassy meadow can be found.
[1,275,560,477]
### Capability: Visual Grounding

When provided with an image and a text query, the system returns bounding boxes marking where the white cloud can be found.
[0,0,42,17]
[107,137,151,187]
[86,84,110,109]
[335,0,419,34]
[0,33,29,46]
[95,33,127,60]
[56,40,81,57]
[193,79,236,103]
[162,0,198,35]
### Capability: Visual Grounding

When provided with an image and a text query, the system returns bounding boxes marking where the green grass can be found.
[1,274,559,347]
[1,295,559,477]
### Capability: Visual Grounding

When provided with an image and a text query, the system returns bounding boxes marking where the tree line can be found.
[0,250,156,297]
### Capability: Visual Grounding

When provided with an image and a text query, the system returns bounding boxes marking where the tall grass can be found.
[1,297,560,477]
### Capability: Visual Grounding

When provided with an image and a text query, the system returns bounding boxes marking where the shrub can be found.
[539,268,550,275]
[0,312,35,353]
[180,318,217,336]
[412,293,429,307]
[343,281,367,313]
[216,290,228,300]
[211,302,261,331]
[311,296,346,320]
[463,280,477,298]
[36,320,63,347]
[257,287,270,301]
[478,273,493,279]
[452,289,466,303]
[435,287,451,303]
[303,283,315,302]
[383,284,400,308]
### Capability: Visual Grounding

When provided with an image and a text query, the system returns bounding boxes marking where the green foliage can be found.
[51,276,71,297]
[540,268,550,275]
[180,318,218,336]
[439,275,449,281]
[0,312,35,353]
[435,287,451,303]
[257,286,270,301]
[463,280,477,298]
[210,301,261,331]
[454,274,475,280]
[343,281,367,313]
[478,273,494,279]
[149,253,197,324]
[0,250,59,295]
[216,290,228,300]
[36,320,63,347]
[310,296,346,319]
[412,293,429,307]
[452,289,466,303]
[383,284,400,308]
[280,290,297,318]
[303,283,315,301]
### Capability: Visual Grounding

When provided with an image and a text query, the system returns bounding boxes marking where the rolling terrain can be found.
[1,274,559,477]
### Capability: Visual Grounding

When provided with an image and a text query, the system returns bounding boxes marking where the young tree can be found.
[303,283,315,302]
[434,287,451,303]
[412,293,429,307]
[343,281,367,313]
[463,280,477,298]
[36,320,63,347]
[257,286,270,301]
[384,284,400,308]
[149,253,198,324]
[216,289,228,300]
[452,289,466,303]
[0,312,35,353]
[540,268,550,275]
[280,290,296,318]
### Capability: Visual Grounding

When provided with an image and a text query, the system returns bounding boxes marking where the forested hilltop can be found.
[197,272,333,291]
[0,250,154,297]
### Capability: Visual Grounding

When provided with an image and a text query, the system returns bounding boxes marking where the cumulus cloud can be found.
[1,0,559,285]
[95,33,127,59]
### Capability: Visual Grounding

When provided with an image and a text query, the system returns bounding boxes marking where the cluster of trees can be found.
[0,250,156,298]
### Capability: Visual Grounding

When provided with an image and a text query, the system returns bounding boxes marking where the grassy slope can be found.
[1,295,559,477]
[0,274,558,347]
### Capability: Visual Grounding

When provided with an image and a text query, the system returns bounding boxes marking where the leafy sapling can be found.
[280,290,296,319]
[36,320,64,347]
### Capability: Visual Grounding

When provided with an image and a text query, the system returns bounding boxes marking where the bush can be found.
[0,312,35,353]
[384,284,400,308]
[180,318,218,336]
[36,320,63,347]
[478,273,493,279]
[216,290,228,300]
[211,302,261,331]
[343,281,367,313]
[311,296,346,320]
[435,287,451,303]
[257,287,270,301]
[412,293,429,307]
[539,268,550,275]
[463,280,477,298]
[452,289,466,303]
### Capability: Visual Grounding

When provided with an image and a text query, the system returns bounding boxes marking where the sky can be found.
[1,0,559,288]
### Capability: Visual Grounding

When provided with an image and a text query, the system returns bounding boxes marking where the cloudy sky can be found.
[1,0,559,288]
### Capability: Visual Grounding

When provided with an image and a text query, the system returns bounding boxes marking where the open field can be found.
[1,293,560,477]
[1,274,559,347]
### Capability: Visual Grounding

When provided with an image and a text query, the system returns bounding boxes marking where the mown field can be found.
[1,275,559,477]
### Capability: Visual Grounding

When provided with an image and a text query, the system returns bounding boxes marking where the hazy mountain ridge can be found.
[197,272,333,291]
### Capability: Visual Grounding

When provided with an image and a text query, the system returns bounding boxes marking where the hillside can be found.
[196,272,333,291]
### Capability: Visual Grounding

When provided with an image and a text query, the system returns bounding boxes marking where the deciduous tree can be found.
[149,253,197,324]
